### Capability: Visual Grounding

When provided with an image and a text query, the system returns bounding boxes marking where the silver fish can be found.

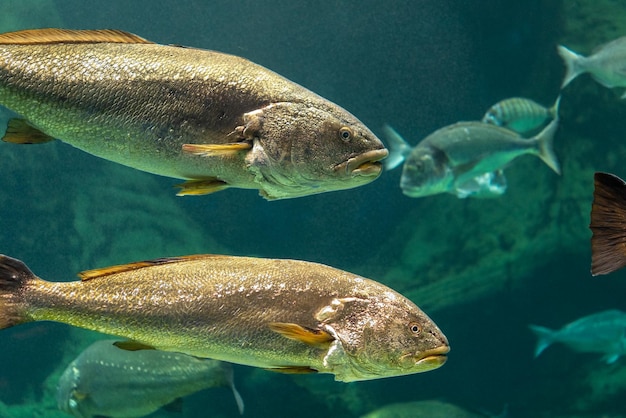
[558,37,626,97]
[529,310,626,364]
[382,125,507,199]
[56,339,244,418]
[384,119,559,198]
[482,96,560,135]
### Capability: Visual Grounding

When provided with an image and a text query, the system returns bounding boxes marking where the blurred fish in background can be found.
[558,36,626,97]
[56,339,244,418]
[528,310,626,364]
[482,95,561,136]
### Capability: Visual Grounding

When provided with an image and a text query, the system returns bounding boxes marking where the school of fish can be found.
[1,22,626,418]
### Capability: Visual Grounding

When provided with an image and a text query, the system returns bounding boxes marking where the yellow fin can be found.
[268,322,334,347]
[2,119,55,144]
[78,254,219,281]
[182,142,252,157]
[265,366,318,375]
[0,28,152,45]
[113,340,156,351]
[175,179,229,196]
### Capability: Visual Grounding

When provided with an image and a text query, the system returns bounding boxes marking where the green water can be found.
[1,1,626,417]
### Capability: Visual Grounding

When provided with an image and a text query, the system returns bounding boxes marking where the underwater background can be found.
[1,0,626,417]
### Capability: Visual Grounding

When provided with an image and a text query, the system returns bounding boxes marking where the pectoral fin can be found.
[113,340,156,351]
[2,119,55,144]
[182,142,251,157]
[268,322,334,347]
[175,179,229,196]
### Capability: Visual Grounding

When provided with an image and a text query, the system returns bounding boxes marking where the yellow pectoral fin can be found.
[2,119,55,144]
[268,322,334,348]
[175,179,229,196]
[182,142,251,157]
[265,366,318,375]
[0,28,152,45]
[113,340,156,351]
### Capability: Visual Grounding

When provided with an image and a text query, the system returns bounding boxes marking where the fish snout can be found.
[344,149,388,177]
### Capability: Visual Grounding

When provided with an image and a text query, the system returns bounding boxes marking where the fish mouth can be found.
[414,345,450,369]
[343,149,389,177]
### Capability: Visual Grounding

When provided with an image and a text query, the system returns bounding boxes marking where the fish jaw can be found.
[342,149,388,177]
[410,345,450,371]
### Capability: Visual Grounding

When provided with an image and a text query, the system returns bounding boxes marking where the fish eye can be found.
[409,322,421,335]
[339,127,353,142]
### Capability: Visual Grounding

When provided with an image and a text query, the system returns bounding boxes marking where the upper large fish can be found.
[384,119,559,198]
[558,37,626,97]
[0,29,387,200]
[529,310,626,364]
[0,254,449,382]
[57,339,244,418]
[589,171,626,275]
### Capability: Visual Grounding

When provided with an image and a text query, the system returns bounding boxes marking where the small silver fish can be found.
[529,310,626,364]
[558,37,626,97]
[56,339,244,418]
[383,119,559,198]
[382,125,507,199]
[482,96,560,135]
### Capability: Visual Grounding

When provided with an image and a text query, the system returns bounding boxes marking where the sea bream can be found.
[0,29,387,200]
[383,119,559,198]
[0,254,449,382]
[481,95,561,135]
[57,339,244,418]
[558,37,626,97]
[529,310,626,364]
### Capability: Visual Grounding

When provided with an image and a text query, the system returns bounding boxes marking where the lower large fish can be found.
[57,339,244,418]
[0,254,449,382]
[0,29,387,200]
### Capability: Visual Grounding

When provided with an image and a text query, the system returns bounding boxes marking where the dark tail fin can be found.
[590,172,626,275]
[0,255,35,328]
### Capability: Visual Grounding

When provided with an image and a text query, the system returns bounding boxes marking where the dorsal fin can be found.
[0,28,153,45]
[78,254,225,281]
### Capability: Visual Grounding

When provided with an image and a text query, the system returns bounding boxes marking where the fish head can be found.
[317,290,449,382]
[243,102,388,199]
[399,146,452,197]
[56,364,91,418]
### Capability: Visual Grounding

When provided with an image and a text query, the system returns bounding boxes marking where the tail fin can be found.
[0,255,35,329]
[549,94,562,120]
[532,117,560,174]
[557,45,585,89]
[528,324,555,358]
[590,172,626,275]
[381,124,412,171]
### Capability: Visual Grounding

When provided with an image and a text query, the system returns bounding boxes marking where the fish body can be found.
[0,29,387,199]
[529,309,626,364]
[590,171,626,275]
[394,119,560,198]
[0,254,448,382]
[558,37,626,96]
[482,96,560,135]
[381,124,507,199]
[57,339,244,418]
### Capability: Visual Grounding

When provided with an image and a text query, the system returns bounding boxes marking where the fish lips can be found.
[340,149,389,177]
[410,345,450,370]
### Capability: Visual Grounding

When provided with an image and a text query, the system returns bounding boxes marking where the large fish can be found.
[558,37,626,96]
[529,310,626,364]
[0,254,449,382]
[0,29,387,200]
[57,339,244,418]
[589,171,626,275]
[385,119,559,198]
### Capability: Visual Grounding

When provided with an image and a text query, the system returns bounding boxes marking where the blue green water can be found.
[1,1,626,417]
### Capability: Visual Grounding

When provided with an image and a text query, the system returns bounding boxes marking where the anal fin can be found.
[2,119,55,144]
[113,340,156,351]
